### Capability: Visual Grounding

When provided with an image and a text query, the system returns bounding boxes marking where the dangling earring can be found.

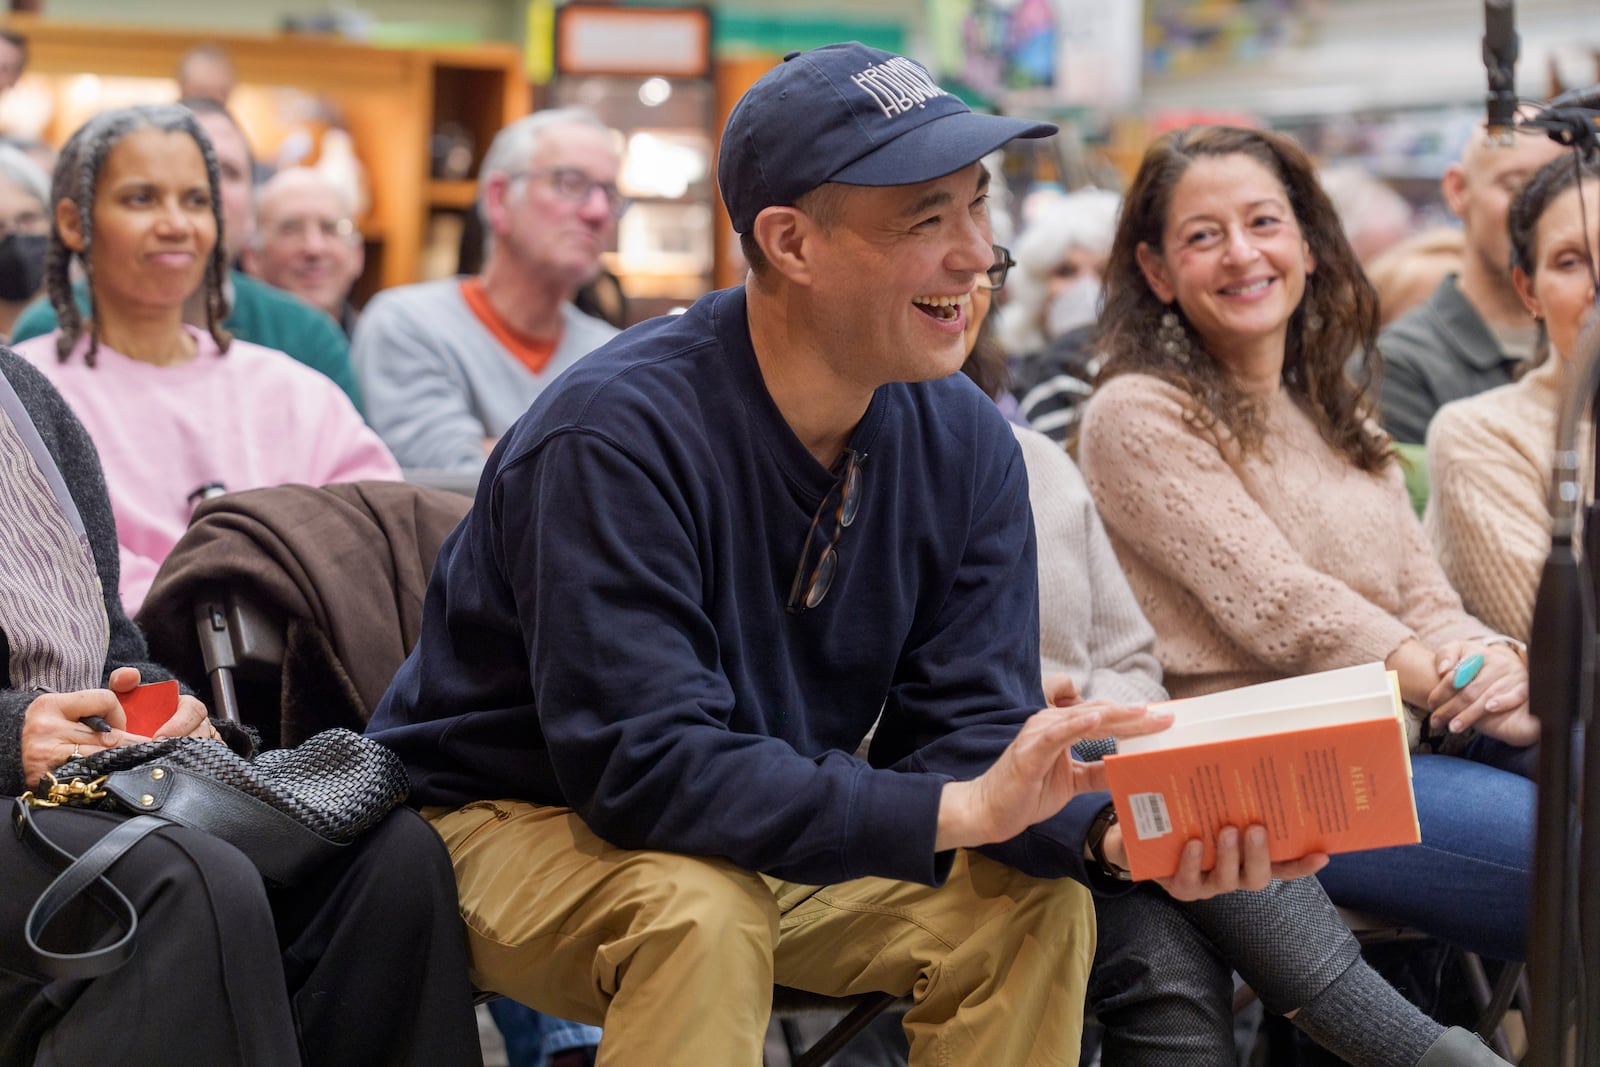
[1301,288,1323,334]
[1157,306,1191,364]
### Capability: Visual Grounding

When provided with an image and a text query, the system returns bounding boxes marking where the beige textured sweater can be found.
[1079,374,1484,700]
[1425,355,1564,643]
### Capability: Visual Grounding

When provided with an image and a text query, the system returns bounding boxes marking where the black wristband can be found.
[1087,803,1132,881]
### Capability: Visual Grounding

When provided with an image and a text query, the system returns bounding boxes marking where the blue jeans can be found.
[1316,753,1534,962]
[486,999,602,1067]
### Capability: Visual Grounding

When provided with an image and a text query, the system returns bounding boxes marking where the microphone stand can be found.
[1526,107,1600,1066]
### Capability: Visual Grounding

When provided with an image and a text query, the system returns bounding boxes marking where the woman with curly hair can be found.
[1077,125,1534,1056]
[12,105,397,614]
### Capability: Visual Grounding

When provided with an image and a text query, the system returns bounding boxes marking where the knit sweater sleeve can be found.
[1017,427,1165,705]
[1424,396,1548,644]
[1079,376,1416,675]
[0,348,185,795]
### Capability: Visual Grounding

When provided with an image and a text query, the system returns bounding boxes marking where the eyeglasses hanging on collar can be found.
[786,448,866,614]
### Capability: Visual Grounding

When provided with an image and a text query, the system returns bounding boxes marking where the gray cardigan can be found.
[0,347,184,796]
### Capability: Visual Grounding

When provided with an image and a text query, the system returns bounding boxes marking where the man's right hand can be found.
[934,702,1172,852]
[1101,821,1330,901]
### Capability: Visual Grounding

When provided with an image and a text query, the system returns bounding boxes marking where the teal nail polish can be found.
[1452,653,1485,689]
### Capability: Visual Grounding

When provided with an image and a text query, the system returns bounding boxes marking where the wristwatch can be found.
[1086,804,1132,881]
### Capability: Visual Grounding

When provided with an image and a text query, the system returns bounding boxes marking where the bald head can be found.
[177,44,236,106]
[242,167,364,320]
[1444,121,1565,286]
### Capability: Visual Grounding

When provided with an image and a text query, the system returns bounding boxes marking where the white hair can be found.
[995,187,1121,356]
[476,107,615,222]
[248,166,358,250]
[0,142,48,208]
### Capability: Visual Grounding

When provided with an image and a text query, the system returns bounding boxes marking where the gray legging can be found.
[1089,876,1392,1067]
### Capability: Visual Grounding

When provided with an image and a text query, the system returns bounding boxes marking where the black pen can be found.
[83,716,113,734]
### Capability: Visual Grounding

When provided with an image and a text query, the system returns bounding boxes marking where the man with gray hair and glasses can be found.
[242,167,367,337]
[351,108,623,472]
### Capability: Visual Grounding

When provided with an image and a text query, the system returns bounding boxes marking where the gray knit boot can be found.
[1415,1027,1515,1066]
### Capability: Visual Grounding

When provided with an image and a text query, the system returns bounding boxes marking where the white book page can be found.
[1113,662,1396,756]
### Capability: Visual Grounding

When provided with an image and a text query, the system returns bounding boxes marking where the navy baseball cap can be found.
[718,42,1057,233]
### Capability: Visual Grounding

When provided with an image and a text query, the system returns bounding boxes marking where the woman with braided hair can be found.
[13,105,398,614]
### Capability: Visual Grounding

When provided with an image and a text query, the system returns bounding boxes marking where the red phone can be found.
[117,679,180,736]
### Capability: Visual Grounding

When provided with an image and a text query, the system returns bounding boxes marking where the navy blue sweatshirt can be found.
[367,287,1113,890]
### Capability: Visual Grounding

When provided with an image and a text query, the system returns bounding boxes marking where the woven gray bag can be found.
[47,727,410,886]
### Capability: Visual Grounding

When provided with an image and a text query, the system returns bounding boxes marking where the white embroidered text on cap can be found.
[849,57,951,119]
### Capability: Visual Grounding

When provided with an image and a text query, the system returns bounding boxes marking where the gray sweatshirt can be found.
[351,277,618,471]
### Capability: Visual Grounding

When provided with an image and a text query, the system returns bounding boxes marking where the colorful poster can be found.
[929,0,1141,108]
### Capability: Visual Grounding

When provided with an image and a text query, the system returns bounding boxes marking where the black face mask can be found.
[0,232,46,302]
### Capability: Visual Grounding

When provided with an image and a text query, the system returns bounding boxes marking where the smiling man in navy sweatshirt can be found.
[367,43,1305,1065]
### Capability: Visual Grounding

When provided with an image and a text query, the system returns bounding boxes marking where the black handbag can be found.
[15,728,410,979]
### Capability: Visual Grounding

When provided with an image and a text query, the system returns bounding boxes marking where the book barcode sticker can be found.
[1129,793,1173,840]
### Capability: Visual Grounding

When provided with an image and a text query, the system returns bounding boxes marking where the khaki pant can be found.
[427,800,1094,1066]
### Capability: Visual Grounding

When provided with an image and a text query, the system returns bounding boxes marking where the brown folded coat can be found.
[138,481,471,748]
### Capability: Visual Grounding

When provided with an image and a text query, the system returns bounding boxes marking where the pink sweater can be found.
[1079,374,1484,700]
[15,327,400,613]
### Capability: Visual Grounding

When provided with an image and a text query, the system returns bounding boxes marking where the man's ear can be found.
[1135,241,1175,304]
[479,173,514,236]
[750,206,817,286]
[55,198,85,255]
[1440,163,1469,219]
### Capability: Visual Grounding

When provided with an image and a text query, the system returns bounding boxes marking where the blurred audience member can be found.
[242,167,365,335]
[993,187,1121,443]
[0,30,26,97]
[1427,153,1598,644]
[13,105,397,613]
[3,136,57,179]
[11,99,363,412]
[176,43,236,105]
[352,108,621,471]
[1366,226,1466,327]
[0,143,48,340]
[1321,164,1414,265]
[1371,122,1564,443]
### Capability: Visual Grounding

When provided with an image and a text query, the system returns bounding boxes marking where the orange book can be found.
[1102,663,1419,881]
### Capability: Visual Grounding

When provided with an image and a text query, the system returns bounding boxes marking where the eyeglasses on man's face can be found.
[512,166,631,219]
[787,448,866,614]
[979,244,1014,291]
[264,215,360,246]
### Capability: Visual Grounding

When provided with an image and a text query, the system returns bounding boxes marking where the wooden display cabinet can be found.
[0,15,528,302]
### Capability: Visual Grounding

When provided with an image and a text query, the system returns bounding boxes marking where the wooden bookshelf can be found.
[1,15,529,299]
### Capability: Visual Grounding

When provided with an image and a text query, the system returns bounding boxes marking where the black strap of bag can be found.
[13,797,168,980]
[13,729,407,980]
[100,764,346,886]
